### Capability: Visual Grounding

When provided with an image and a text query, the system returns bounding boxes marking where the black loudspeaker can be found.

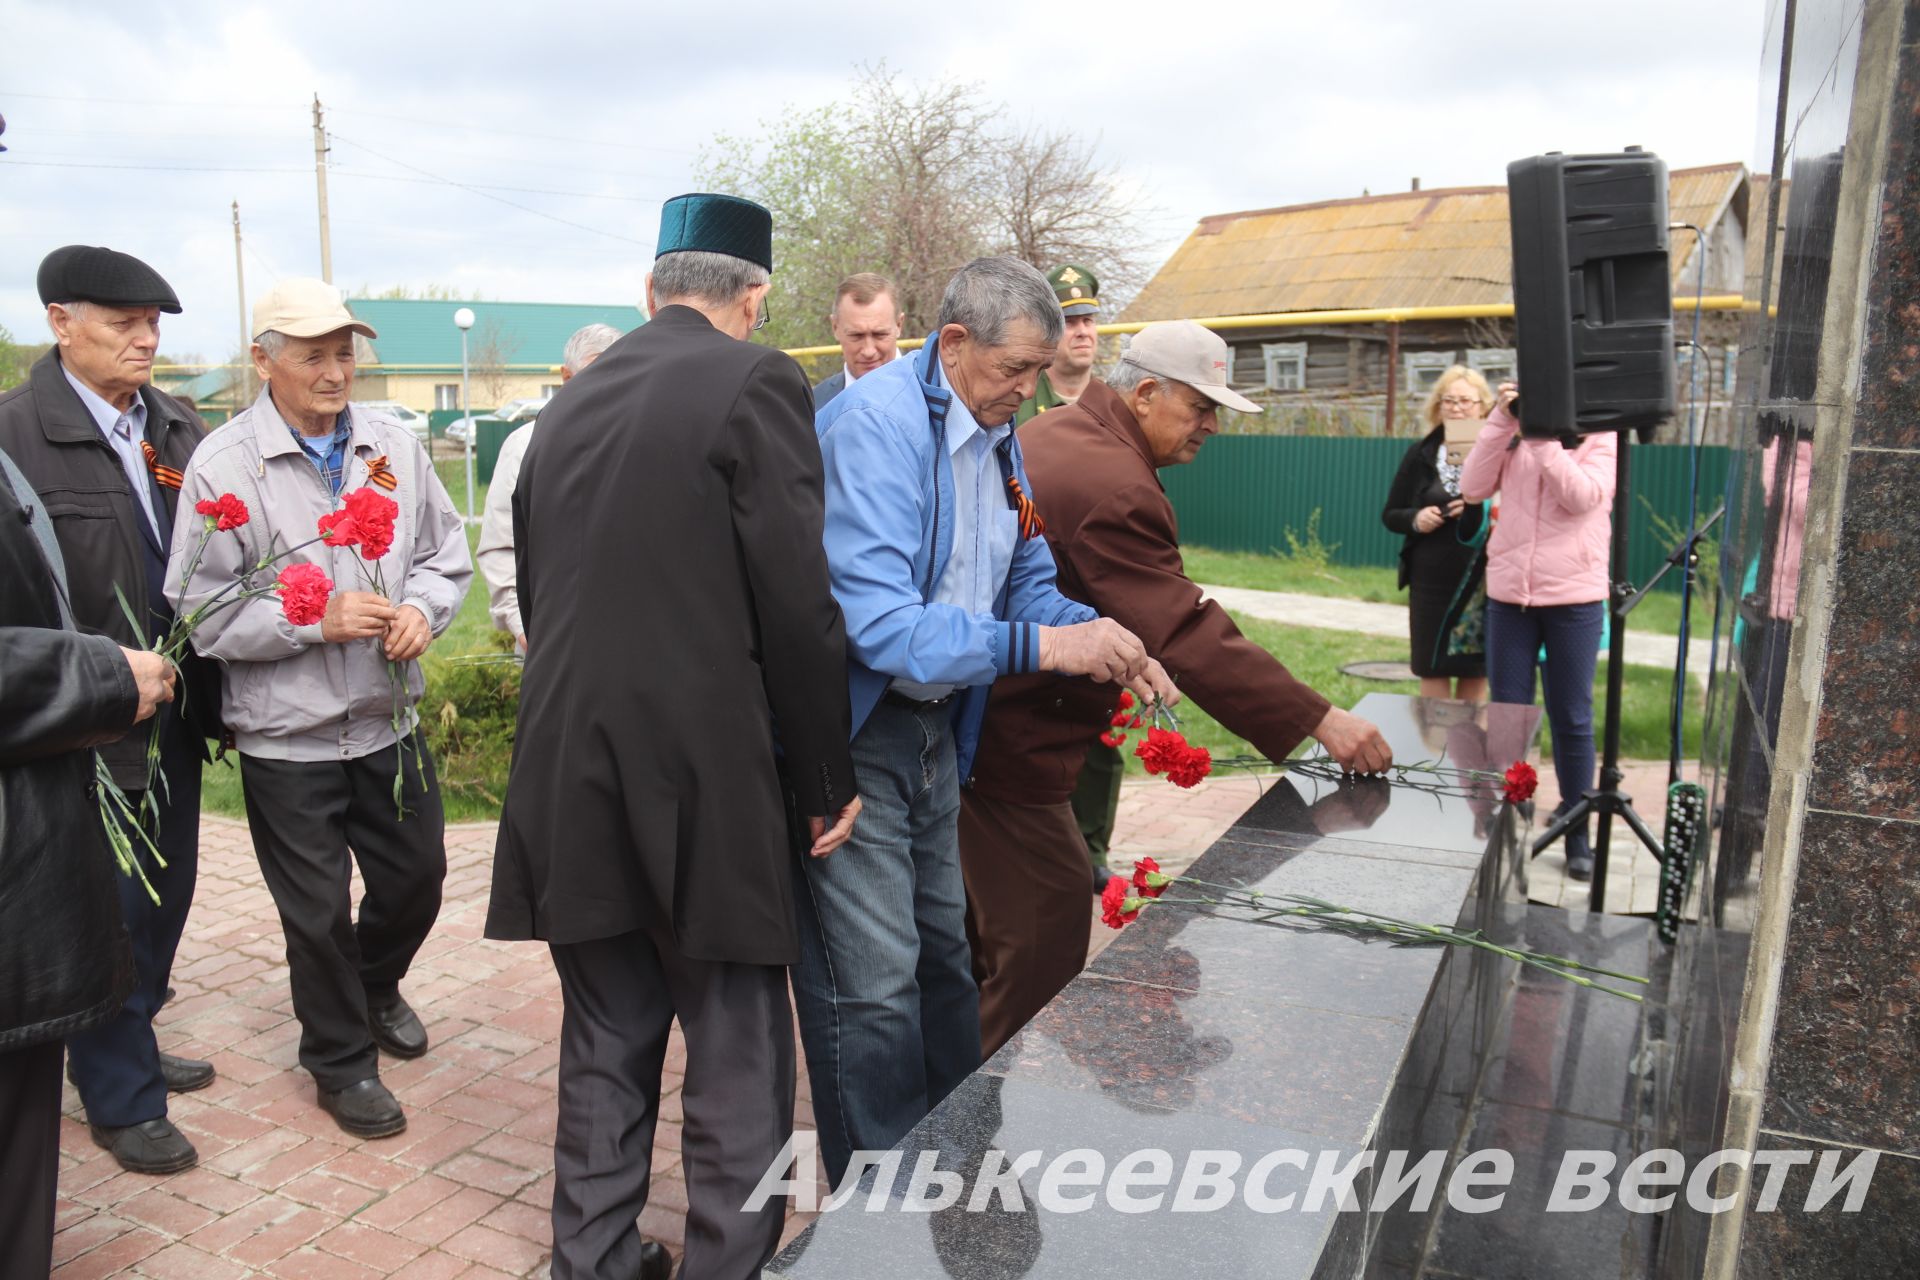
[1508,150,1675,439]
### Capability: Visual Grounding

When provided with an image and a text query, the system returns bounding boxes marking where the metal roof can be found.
[346,299,645,371]
[1122,164,1749,322]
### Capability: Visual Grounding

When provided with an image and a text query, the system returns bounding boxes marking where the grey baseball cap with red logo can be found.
[1119,321,1260,413]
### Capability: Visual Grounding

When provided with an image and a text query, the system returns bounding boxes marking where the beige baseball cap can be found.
[252,278,377,341]
[1121,320,1260,414]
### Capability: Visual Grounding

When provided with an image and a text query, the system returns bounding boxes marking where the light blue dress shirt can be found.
[891,390,1021,701]
[61,364,159,539]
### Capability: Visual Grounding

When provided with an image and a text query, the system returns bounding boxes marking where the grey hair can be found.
[45,299,91,334]
[650,250,770,308]
[562,323,622,373]
[1107,357,1162,394]
[935,257,1064,348]
[254,330,290,359]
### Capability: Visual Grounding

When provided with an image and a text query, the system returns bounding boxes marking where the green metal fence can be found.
[1161,437,1730,594]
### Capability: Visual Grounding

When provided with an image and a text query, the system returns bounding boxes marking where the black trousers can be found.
[239,734,446,1090]
[67,713,200,1127]
[548,929,793,1280]
[0,1042,63,1280]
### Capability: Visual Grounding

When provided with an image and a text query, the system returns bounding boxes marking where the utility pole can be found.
[232,201,252,405]
[312,94,333,283]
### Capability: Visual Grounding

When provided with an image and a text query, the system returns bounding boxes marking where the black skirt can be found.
[1407,529,1486,679]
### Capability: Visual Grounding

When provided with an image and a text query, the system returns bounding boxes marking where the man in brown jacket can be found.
[961,320,1393,1055]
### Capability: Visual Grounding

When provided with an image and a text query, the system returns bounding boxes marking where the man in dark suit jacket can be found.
[0,442,176,1276]
[0,246,217,1176]
[487,194,861,1280]
[961,321,1393,1056]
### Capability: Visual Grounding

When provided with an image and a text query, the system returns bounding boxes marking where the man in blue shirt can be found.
[801,256,1176,1187]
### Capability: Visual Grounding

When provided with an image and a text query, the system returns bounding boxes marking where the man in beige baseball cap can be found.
[252,278,378,342]
[168,277,470,1143]
[961,319,1391,1057]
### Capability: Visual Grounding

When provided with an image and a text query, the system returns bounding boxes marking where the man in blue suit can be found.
[798,255,1177,1188]
[812,272,905,409]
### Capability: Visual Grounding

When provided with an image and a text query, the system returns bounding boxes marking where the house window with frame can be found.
[1467,347,1517,386]
[434,384,460,411]
[1262,342,1308,391]
[1404,352,1455,394]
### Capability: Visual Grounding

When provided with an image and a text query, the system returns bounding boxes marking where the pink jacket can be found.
[1458,403,1617,607]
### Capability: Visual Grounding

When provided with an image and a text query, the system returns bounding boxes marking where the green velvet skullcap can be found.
[655,193,774,272]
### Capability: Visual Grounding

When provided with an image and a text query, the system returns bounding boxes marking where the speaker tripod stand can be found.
[1528,429,1688,913]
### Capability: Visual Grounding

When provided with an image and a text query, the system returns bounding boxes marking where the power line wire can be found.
[329,105,693,156]
[326,132,651,245]
[3,90,303,109]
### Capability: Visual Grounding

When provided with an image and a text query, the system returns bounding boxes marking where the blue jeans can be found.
[1486,599,1604,857]
[791,699,982,1188]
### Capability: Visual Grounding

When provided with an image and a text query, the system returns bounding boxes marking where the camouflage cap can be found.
[1047,264,1100,316]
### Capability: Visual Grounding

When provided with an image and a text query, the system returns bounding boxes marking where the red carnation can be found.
[1100,875,1142,929]
[1110,709,1131,727]
[340,488,399,561]
[195,492,250,532]
[1134,726,1189,775]
[275,562,333,627]
[1099,729,1127,748]
[1503,761,1538,805]
[1166,746,1213,789]
[318,507,358,546]
[1117,690,1135,710]
[1132,856,1169,899]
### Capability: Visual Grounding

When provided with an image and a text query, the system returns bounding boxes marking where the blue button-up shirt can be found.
[891,389,1019,701]
[61,364,159,539]
[288,412,354,496]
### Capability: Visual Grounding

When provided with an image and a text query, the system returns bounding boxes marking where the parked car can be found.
[442,413,504,446]
[494,396,550,424]
[352,400,431,443]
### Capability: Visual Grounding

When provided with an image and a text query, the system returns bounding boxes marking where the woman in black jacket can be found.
[1382,365,1490,701]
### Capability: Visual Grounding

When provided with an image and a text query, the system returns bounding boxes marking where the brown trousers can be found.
[958,790,1095,1057]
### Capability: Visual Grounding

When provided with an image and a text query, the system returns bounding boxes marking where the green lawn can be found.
[1119,613,1703,777]
[1181,545,1717,639]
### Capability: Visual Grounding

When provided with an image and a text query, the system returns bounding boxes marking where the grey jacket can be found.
[167,390,472,761]
[812,368,848,410]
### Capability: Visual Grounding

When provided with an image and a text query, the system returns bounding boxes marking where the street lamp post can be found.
[453,307,476,523]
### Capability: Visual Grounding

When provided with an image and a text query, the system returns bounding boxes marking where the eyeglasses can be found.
[752,296,771,332]
[1439,396,1482,408]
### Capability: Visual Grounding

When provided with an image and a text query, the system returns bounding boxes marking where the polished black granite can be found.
[1762,807,1920,1157]
[767,695,1552,1279]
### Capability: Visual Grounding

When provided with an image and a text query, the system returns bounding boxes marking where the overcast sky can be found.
[1,0,1765,360]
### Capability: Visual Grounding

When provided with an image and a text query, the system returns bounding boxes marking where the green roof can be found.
[345,299,644,372]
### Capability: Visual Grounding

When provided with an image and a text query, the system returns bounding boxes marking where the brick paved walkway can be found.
[54,777,1255,1279]
[54,752,1663,1278]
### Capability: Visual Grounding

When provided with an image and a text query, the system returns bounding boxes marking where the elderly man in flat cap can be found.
[488,194,860,1280]
[962,321,1393,1055]
[0,245,220,1175]
[168,280,471,1142]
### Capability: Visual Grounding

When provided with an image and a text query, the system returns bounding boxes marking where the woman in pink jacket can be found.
[1458,382,1617,880]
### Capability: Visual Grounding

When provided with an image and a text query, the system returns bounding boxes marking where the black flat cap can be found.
[37,245,182,313]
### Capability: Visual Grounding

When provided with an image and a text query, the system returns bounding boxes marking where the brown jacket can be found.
[968,380,1330,805]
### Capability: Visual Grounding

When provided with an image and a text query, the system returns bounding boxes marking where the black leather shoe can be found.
[637,1240,672,1280]
[1567,850,1595,882]
[319,1078,407,1138]
[90,1117,198,1174]
[160,1053,215,1093]
[1091,862,1111,896]
[368,996,429,1059]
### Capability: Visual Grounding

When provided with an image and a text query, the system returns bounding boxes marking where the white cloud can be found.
[1,0,1762,358]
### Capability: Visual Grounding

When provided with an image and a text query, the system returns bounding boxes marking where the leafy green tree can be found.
[697,66,1151,354]
[0,325,49,391]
